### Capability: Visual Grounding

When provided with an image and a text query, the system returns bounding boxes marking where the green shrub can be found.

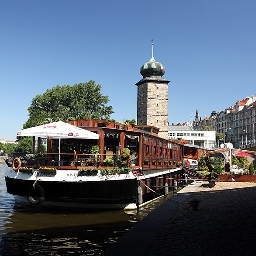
[198,156,209,173]
[249,163,255,175]
[103,157,114,165]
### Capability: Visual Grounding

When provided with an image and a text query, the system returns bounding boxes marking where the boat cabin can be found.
[32,119,183,171]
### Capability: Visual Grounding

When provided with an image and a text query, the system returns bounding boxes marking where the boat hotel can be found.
[4,45,207,210]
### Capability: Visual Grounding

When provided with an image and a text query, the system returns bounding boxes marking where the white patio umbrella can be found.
[17,121,99,139]
[16,121,99,164]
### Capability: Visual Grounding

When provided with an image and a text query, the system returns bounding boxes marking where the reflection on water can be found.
[0,163,168,255]
[1,223,133,255]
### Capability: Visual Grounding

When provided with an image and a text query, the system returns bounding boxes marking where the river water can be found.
[0,163,167,256]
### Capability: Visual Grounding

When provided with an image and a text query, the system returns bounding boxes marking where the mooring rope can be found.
[139,179,161,196]
[14,169,20,179]
[32,170,39,188]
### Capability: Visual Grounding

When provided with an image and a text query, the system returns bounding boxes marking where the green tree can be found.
[202,125,214,131]
[124,119,136,126]
[14,137,33,153]
[23,81,114,129]
[216,132,224,146]
[216,132,224,141]
[0,142,16,154]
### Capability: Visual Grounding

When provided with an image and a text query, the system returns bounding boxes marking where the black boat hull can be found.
[5,176,138,209]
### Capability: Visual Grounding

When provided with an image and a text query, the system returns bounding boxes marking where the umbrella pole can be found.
[59,138,61,167]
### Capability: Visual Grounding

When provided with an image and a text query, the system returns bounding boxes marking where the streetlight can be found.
[226,142,233,168]
[245,127,248,145]
[242,128,247,148]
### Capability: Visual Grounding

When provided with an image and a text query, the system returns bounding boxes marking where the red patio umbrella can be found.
[235,151,252,157]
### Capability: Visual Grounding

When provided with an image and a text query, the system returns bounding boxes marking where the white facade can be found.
[168,127,216,149]
[0,139,16,144]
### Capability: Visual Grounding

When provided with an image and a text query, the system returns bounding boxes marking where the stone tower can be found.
[136,42,170,139]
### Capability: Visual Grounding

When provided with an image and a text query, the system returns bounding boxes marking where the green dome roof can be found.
[140,56,165,78]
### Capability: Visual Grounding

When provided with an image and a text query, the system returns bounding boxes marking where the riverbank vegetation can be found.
[197,154,256,177]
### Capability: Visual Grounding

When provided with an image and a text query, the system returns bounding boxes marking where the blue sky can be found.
[1,0,256,140]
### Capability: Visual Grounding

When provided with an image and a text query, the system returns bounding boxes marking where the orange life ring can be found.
[12,157,21,172]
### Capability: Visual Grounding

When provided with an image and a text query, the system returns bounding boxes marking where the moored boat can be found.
[5,119,201,210]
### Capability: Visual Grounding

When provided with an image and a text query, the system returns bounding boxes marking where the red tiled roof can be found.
[238,98,249,106]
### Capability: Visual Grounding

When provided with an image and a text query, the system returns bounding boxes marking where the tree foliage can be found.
[249,163,255,174]
[216,132,224,141]
[0,142,16,154]
[124,119,136,125]
[23,81,114,129]
[202,125,214,131]
[198,156,210,173]
[198,155,225,175]
[0,139,33,154]
[14,137,33,153]
[208,156,224,175]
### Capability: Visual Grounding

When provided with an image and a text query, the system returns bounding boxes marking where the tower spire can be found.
[151,39,154,59]
[150,39,155,61]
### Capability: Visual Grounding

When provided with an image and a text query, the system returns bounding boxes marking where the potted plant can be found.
[86,158,96,166]
[196,170,210,180]
[119,148,132,168]
[102,157,114,166]
[91,145,99,155]
[197,156,210,179]
[78,168,98,176]
[87,145,99,165]
[100,167,116,176]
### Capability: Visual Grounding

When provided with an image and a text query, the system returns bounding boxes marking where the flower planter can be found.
[198,174,206,180]
[218,174,256,182]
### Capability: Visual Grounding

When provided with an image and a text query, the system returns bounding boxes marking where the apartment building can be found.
[194,96,256,149]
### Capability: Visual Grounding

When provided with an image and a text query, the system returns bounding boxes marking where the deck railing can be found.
[8,152,181,171]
